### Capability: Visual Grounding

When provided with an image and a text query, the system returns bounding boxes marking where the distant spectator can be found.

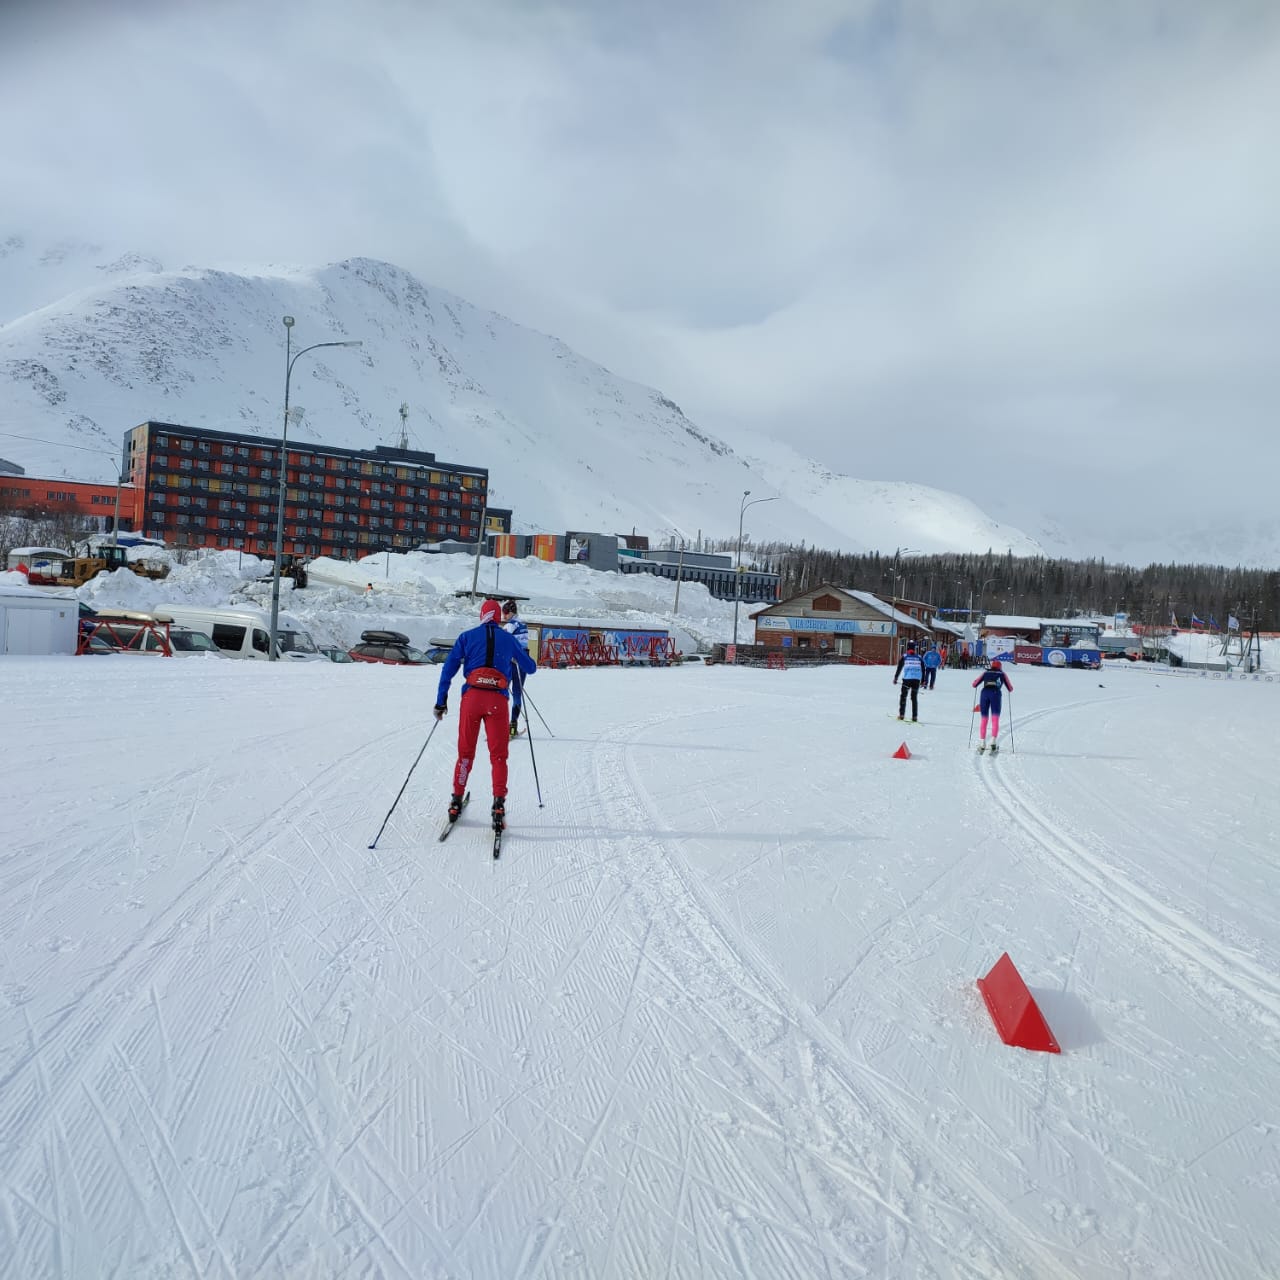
[922,644,942,689]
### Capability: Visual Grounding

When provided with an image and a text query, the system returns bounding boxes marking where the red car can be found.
[348,629,432,665]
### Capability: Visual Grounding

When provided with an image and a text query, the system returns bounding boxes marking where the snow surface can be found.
[3,555,1280,1278]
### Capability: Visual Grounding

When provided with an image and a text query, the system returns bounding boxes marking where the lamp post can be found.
[732,490,779,650]
[969,576,997,657]
[889,547,919,662]
[269,317,362,661]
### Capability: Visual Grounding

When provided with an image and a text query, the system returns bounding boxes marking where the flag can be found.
[1210,615,1219,631]
[1191,614,1204,627]
[1229,614,1240,631]
[1171,610,1179,627]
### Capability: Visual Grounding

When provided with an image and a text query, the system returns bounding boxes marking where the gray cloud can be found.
[3,0,1278,558]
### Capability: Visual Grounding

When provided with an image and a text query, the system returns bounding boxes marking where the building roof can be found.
[984,614,1102,630]
[846,590,934,633]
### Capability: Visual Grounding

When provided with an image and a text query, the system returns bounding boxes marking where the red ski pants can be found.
[451,688,511,798]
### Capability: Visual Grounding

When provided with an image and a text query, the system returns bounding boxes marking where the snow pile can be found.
[77,548,740,655]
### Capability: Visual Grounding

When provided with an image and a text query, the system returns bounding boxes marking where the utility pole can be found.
[673,540,686,614]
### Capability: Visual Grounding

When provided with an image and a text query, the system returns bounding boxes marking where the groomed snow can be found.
[2,558,1279,1278]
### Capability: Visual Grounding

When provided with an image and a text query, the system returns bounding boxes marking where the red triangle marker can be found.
[976,953,1061,1053]
[892,742,911,760]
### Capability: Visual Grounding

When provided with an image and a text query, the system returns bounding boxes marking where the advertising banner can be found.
[1015,644,1043,665]
[757,616,891,635]
[567,534,590,563]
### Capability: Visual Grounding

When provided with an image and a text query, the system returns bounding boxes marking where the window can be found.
[211,624,247,651]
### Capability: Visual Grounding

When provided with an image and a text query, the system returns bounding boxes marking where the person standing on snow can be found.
[973,659,1014,753]
[501,599,530,738]
[893,640,924,721]
[435,598,537,831]
[922,644,942,690]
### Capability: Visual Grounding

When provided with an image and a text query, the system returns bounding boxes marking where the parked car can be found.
[167,627,231,658]
[319,645,355,664]
[348,629,432,665]
[423,646,451,664]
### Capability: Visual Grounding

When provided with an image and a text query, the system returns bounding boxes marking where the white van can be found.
[156,606,322,661]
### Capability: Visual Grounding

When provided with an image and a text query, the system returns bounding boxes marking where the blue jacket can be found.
[437,621,536,706]
[895,652,924,681]
[504,617,529,651]
[923,648,941,669]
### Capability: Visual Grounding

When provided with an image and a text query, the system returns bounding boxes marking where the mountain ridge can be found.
[0,235,1047,556]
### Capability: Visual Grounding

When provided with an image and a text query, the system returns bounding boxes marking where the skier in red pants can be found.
[435,599,537,830]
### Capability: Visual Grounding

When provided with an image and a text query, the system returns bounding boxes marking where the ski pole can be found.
[368,718,441,849]
[514,670,544,807]
[968,691,977,747]
[1005,691,1015,754]
[520,686,556,738]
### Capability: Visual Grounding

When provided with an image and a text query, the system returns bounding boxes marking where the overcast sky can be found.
[3,0,1278,557]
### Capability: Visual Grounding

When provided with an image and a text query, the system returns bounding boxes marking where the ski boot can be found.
[508,719,520,739]
[990,741,1000,755]
[897,713,905,721]
[491,796,506,833]
[977,741,987,754]
[448,793,465,822]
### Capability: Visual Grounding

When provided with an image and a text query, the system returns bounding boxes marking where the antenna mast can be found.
[397,402,409,450]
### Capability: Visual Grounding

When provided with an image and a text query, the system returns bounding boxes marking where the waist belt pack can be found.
[467,626,510,691]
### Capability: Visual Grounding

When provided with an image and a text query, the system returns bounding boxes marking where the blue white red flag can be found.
[1228,614,1240,631]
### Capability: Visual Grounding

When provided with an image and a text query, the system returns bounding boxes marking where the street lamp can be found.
[732,489,780,649]
[269,317,362,661]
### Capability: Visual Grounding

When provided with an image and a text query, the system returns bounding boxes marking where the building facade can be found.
[747,584,934,663]
[619,546,779,603]
[0,474,132,531]
[125,421,491,559]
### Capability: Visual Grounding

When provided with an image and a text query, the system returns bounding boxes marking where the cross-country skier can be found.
[893,641,924,721]
[502,599,529,738]
[972,659,1014,753]
[435,598,537,830]
[922,644,942,690]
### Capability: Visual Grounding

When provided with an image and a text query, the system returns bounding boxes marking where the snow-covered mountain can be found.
[0,234,1045,556]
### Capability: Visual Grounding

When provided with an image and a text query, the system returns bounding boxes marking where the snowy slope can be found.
[2,637,1278,1277]
[0,234,1043,557]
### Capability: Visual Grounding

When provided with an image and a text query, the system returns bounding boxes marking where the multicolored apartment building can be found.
[122,421,506,559]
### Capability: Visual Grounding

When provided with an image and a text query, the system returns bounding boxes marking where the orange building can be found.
[0,474,136,531]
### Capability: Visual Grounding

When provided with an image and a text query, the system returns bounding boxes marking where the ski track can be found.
[4,668,1278,1276]
[978,703,1280,1027]
[601,709,1071,1280]
[971,693,1279,1279]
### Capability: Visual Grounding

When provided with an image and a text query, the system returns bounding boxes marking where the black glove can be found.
[433,703,447,720]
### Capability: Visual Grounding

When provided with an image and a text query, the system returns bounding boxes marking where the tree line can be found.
[715,541,1280,632]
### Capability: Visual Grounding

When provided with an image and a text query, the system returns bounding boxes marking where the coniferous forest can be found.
[733,542,1280,632]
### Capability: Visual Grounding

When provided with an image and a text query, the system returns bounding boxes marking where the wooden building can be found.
[747,584,934,664]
